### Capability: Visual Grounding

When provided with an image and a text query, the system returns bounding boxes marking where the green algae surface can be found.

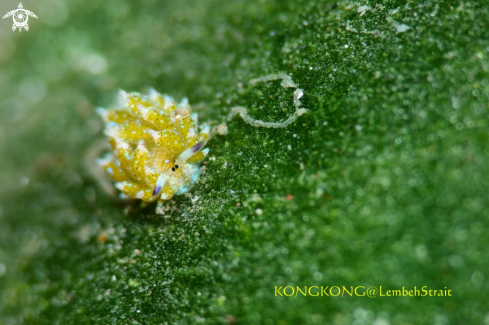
[1,0,488,324]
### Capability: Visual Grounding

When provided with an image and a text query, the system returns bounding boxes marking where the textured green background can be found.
[0,0,488,324]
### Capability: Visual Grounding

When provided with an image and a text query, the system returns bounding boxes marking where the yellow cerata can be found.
[97,89,210,205]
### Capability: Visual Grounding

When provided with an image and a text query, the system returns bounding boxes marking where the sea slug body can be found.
[97,89,210,205]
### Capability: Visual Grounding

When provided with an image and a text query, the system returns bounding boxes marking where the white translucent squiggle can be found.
[227,73,308,129]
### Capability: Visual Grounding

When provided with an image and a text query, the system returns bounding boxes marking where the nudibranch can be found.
[95,74,308,212]
[97,89,210,205]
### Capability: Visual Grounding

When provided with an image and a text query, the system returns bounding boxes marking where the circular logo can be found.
[13,9,28,28]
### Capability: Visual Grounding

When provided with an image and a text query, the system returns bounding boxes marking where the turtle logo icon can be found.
[3,3,38,32]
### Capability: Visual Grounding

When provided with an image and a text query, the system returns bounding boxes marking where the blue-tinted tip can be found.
[191,142,204,153]
[152,184,162,196]
[153,174,168,197]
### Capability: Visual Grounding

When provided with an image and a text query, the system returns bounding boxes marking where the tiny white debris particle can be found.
[346,21,358,33]
[357,5,370,16]
[344,44,349,49]
[395,24,410,33]
[430,5,439,17]
[214,123,228,135]
[255,208,263,215]
[249,194,262,202]
[287,145,292,150]
[387,17,410,33]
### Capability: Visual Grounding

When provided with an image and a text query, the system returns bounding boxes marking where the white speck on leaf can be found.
[357,5,370,16]
[395,23,410,33]
[387,17,410,33]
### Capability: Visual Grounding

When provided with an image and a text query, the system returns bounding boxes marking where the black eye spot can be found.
[175,165,179,169]
[172,167,175,171]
